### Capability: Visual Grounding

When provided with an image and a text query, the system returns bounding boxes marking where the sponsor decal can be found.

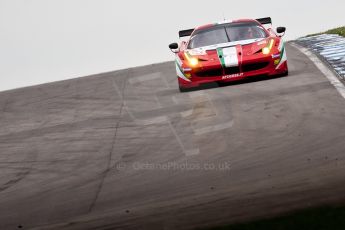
[272,54,281,59]
[182,68,192,72]
[217,47,239,68]
[222,73,244,80]
[222,47,239,67]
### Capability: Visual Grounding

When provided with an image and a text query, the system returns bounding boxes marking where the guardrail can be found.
[297,34,345,80]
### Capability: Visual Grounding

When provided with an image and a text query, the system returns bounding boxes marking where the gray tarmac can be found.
[1,43,345,230]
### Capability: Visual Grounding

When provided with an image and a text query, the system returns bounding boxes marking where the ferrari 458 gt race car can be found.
[169,17,288,92]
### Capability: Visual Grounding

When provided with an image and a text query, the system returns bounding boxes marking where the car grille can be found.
[194,68,223,77]
[224,66,240,75]
[242,62,269,72]
[194,61,269,77]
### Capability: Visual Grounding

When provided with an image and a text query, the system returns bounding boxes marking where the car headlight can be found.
[262,39,274,55]
[262,47,270,54]
[184,51,199,67]
[189,57,199,66]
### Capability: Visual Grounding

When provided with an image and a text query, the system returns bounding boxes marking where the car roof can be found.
[194,19,259,31]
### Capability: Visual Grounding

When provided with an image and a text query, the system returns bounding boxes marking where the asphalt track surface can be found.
[1,43,345,230]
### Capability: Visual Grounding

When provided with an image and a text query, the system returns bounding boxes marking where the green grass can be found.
[306,26,345,37]
[204,205,345,230]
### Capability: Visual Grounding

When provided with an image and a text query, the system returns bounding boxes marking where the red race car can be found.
[169,17,288,92]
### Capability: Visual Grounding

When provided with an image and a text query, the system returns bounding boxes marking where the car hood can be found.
[186,38,270,59]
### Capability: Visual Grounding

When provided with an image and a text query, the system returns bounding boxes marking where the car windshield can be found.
[188,22,268,49]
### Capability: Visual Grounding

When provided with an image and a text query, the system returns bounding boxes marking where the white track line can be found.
[292,43,345,99]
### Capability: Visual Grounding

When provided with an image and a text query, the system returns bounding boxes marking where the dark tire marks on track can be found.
[1,44,345,230]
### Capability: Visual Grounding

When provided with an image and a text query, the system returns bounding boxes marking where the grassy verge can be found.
[205,205,345,230]
[307,26,345,37]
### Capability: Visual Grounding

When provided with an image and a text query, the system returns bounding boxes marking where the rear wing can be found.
[179,18,271,37]
[256,17,272,25]
[179,29,194,38]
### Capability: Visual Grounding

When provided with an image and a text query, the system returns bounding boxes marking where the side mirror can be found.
[169,43,179,51]
[276,27,286,34]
